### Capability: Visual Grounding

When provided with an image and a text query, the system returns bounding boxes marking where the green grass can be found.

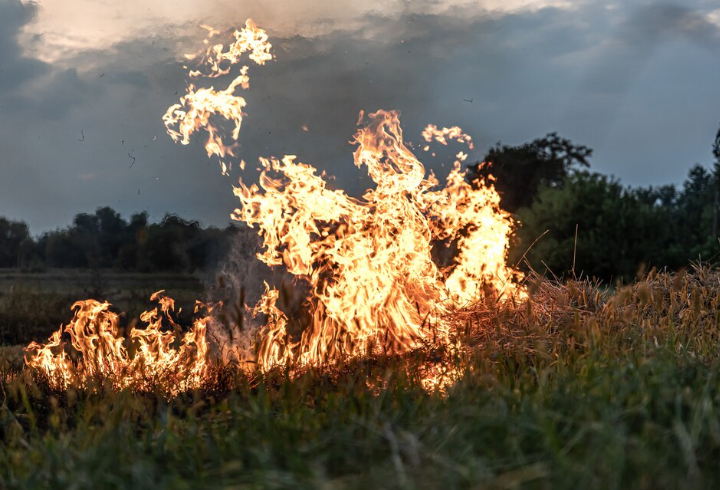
[2,267,720,488]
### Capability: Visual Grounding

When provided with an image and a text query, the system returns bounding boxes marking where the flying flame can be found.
[24,19,523,393]
[187,19,273,78]
[163,19,272,174]
[421,124,474,152]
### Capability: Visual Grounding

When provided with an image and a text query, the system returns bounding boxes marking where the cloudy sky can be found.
[1,0,719,233]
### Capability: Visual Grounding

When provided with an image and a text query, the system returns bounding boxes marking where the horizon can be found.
[1,0,719,233]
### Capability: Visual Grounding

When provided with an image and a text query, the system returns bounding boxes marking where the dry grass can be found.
[2,266,720,488]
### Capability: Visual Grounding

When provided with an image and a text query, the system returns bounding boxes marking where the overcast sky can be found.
[1,0,719,233]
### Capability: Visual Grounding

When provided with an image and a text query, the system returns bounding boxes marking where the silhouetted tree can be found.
[0,218,30,267]
[116,212,148,269]
[141,214,202,272]
[672,165,719,261]
[711,124,720,239]
[0,207,243,273]
[95,206,127,267]
[467,133,592,212]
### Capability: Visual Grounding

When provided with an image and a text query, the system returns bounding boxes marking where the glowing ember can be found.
[24,19,523,393]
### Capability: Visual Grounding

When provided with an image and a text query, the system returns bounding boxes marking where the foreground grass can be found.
[2,267,720,488]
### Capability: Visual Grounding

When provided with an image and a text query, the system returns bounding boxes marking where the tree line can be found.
[468,124,720,282]
[1,124,719,280]
[0,209,239,273]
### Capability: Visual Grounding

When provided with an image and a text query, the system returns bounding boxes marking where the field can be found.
[0,269,204,347]
[2,267,720,488]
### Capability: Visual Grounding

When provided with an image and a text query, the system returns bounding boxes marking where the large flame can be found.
[24,19,523,393]
[235,109,521,369]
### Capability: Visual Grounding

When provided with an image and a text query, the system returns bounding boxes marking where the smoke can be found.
[0,0,47,92]
[204,225,311,365]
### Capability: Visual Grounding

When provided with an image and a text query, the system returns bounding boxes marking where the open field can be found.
[2,267,720,488]
[0,269,204,346]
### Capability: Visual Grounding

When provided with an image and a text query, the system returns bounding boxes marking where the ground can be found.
[1,267,720,488]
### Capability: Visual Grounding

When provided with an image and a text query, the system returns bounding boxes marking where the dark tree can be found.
[675,165,716,259]
[712,124,720,240]
[511,172,671,282]
[0,207,239,273]
[141,214,202,272]
[467,133,592,213]
[116,212,148,269]
[95,206,128,267]
[0,218,30,267]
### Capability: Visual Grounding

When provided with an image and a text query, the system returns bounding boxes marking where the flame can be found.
[421,124,474,150]
[24,19,523,393]
[234,109,522,370]
[162,72,248,164]
[25,292,209,395]
[420,360,464,394]
[163,19,272,174]
[187,19,272,78]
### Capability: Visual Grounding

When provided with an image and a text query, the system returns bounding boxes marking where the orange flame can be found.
[163,19,272,174]
[25,292,209,395]
[234,110,522,370]
[24,20,523,393]
[188,19,272,78]
[421,124,474,151]
[163,70,249,163]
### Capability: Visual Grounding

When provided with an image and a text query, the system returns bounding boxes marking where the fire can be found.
[25,291,209,395]
[421,124,474,152]
[187,19,272,78]
[24,19,524,393]
[235,109,521,369]
[163,19,272,174]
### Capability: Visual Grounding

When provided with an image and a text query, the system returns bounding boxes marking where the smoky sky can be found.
[1,0,719,233]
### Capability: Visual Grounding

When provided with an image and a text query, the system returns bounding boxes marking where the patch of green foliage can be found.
[467,124,720,282]
[2,267,720,488]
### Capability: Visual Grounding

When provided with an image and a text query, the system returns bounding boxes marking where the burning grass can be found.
[6,19,720,488]
[0,270,203,346]
[4,267,720,488]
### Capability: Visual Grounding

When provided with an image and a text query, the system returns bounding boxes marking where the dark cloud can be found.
[0,0,48,91]
[1,1,719,232]
[622,4,720,49]
[579,4,720,94]
[105,70,150,88]
[0,1,98,120]
[561,3,720,174]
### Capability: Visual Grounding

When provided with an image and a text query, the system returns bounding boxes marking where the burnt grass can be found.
[3,267,720,488]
